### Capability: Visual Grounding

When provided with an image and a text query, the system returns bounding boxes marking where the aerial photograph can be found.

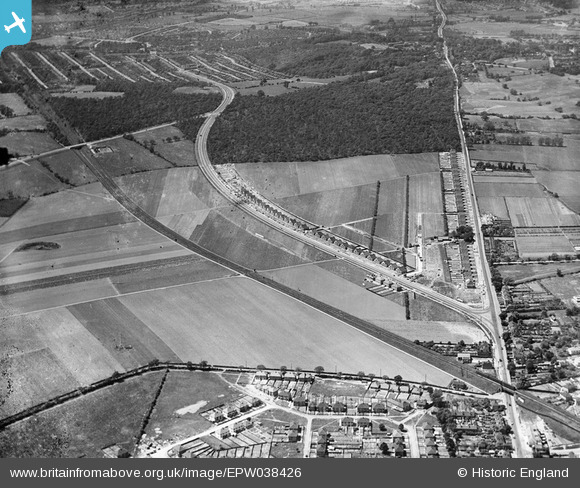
[1,0,580,462]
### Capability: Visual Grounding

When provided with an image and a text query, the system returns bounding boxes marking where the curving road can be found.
[189,71,499,340]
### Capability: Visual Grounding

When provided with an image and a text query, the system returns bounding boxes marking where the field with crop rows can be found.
[235,153,439,199]
[470,142,580,172]
[534,171,580,214]
[505,197,580,227]
[408,172,445,240]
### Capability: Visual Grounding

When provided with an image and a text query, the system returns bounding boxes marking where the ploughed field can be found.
[1,163,467,423]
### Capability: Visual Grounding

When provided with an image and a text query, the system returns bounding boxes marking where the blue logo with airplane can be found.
[0,1,32,55]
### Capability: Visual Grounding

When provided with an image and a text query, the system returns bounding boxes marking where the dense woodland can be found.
[202,64,460,164]
[233,23,440,78]
[49,82,220,141]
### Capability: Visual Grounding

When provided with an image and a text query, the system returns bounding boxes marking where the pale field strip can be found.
[157,210,211,238]
[189,55,229,81]
[505,196,580,227]
[213,62,244,81]
[125,56,171,82]
[0,247,189,286]
[95,67,113,80]
[10,53,48,89]
[117,277,456,384]
[219,55,262,79]
[155,168,210,217]
[0,183,118,232]
[262,261,407,321]
[235,154,439,199]
[35,52,69,81]
[0,270,236,318]
[89,53,135,83]
[28,307,124,385]
[59,51,98,79]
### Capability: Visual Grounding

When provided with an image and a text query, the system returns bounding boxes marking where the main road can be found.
[75,47,580,443]
[435,0,529,455]
[188,12,580,448]
[188,67,498,338]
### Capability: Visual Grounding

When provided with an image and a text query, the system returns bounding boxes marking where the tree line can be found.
[49,81,221,141]
[200,64,460,164]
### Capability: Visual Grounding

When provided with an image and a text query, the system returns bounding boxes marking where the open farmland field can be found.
[68,299,181,370]
[473,179,545,199]
[461,72,580,118]
[0,198,26,218]
[493,58,549,70]
[409,293,468,323]
[534,171,580,214]
[0,93,32,116]
[539,275,580,303]
[515,235,574,258]
[117,277,455,384]
[39,150,98,187]
[1,279,120,316]
[408,172,445,240]
[0,183,123,233]
[0,372,164,457]
[116,169,168,216]
[470,142,580,172]
[0,348,78,419]
[0,256,234,316]
[478,197,510,219]
[514,118,580,134]
[235,153,439,199]
[190,206,331,270]
[0,221,191,286]
[373,177,407,246]
[117,167,226,218]
[506,74,580,116]
[264,263,484,343]
[505,197,580,227]
[132,125,196,167]
[497,262,580,282]
[92,138,173,178]
[370,319,486,344]
[274,183,377,227]
[263,262,406,322]
[0,308,124,417]
[449,20,573,39]
[0,115,47,131]
[0,161,66,199]
[145,371,244,442]
[0,132,60,157]
[230,76,351,97]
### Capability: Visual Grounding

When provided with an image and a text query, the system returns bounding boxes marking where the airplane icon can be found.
[4,12,26,34]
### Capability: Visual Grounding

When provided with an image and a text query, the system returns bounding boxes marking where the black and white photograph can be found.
[0,0,580,480]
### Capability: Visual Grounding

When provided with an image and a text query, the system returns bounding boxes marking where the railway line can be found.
[73,37,580,442]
